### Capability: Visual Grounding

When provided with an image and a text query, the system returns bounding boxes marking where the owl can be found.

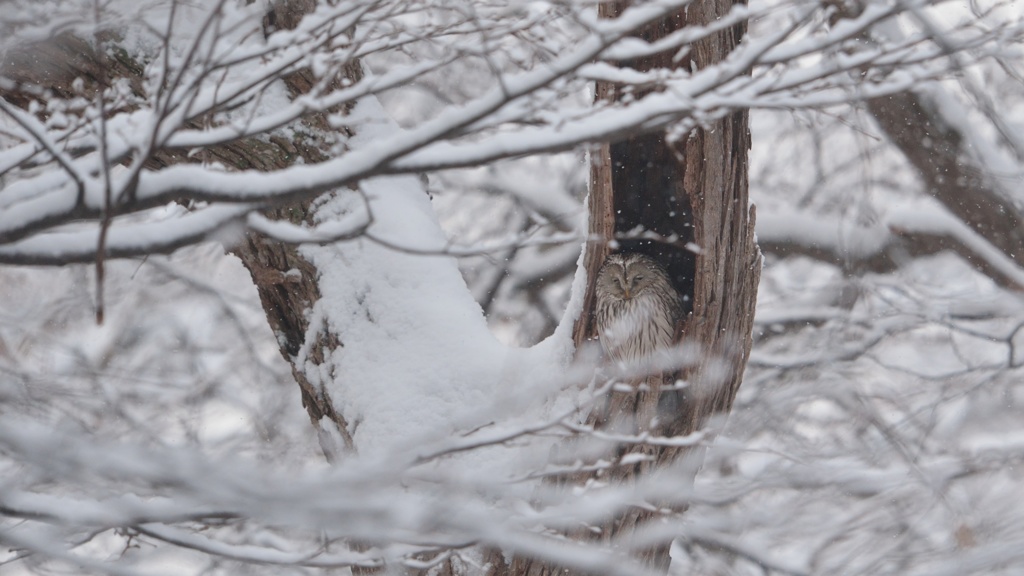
[594,253,682,366]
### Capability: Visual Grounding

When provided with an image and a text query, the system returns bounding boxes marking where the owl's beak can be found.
[622,288,631,299]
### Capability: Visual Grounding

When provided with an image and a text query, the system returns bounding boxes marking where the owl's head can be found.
[597,253,668,300]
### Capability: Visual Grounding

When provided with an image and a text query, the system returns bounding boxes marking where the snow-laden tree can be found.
[2,0,1023,574]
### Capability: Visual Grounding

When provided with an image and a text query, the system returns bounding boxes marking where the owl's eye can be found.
[634,275,644,281]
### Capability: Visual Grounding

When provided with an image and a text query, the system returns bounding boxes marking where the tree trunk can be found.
[866,91,1024,268]
[494,1,759,574]
[588,0,758,434]
[821,3,1024,288]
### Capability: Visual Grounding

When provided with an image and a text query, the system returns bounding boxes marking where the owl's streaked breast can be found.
[595,253,682,368]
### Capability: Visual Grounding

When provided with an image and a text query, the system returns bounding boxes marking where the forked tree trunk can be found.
[494,1,759,574]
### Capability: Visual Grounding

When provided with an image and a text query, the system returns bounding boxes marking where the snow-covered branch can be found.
[1,0,1018,264]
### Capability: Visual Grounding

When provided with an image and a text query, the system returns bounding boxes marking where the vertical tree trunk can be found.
[495,1,759,574]
[587,0,759,440]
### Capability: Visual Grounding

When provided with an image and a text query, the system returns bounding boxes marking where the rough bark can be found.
[571,142,616,348]
[229,0,362,462]
[495,1,759,574]
[595,0,758,494]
